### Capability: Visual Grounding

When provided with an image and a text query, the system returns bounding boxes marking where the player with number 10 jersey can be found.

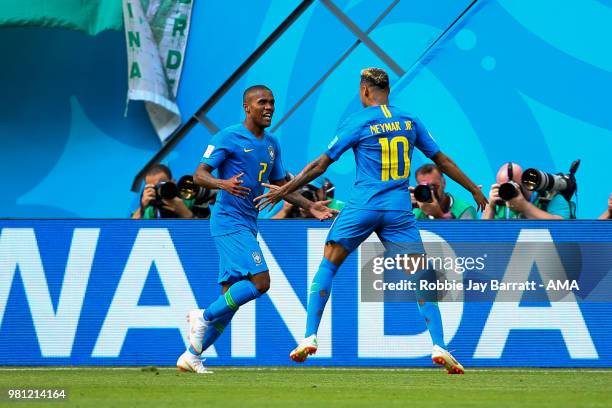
[255,67,487,374]
[327,102,439,211]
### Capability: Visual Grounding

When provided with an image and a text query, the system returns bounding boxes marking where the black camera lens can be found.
[498,181,519,201]
[413,184,433,203]
[300,188,317,202]
[156,181,179,200]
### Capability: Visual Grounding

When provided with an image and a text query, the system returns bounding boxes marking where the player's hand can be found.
[309,200,339,221]
[141,184,156,207]
[254,182,286,211]
[472,188,488,212]
[162,197,193,218]
[220,172,251,198]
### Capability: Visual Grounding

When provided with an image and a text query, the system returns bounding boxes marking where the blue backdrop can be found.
[0,0,610,218]
[1,220,610,367]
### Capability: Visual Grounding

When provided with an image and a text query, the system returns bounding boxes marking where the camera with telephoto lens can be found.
[521,160,581,202]
[413,184,438,203]
[177,175,216,203]
[147,181,181,218]
[498,181,521,201]
[153,181,179,206]
[287,185,318,218]
[177,175,217,218]
[300,187,317,203]
[497,162,522,202]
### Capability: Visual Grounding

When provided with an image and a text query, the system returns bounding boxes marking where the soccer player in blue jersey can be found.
[176,85,338,373]
[255,68,487,374]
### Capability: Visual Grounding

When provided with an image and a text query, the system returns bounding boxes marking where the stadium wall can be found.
[1,0,611,219]
[1,220,610,367]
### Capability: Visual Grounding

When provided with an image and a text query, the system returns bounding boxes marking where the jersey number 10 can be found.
[378,136,410,181]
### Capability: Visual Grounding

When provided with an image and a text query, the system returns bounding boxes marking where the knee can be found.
[324,242,348,266]
[253,274,270,294]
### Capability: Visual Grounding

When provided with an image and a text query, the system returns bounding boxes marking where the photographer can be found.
[132,164,195,219]
[482,162,573,220]
[410,164,477,219]
[272,176,344,219]
[598,193,612,220]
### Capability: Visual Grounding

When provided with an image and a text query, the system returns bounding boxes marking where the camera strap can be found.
[536,192,576,219]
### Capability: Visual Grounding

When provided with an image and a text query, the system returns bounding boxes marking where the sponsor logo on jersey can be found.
[244,148,255,153]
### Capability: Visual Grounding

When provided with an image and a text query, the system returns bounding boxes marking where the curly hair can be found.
[360,67,389,89]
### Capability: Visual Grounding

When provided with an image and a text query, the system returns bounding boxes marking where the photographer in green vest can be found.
[411,164,477,220]
[482,162,573,220]
[131,164,195,219]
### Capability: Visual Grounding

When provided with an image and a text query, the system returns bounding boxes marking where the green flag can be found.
[0,0,123,35]
[124,0,194,142]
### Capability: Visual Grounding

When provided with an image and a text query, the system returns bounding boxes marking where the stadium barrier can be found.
[0,220,610,367]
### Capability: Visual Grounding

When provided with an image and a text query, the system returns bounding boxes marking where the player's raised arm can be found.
[194,163,251,198]
[431,151,488,211]
[255,153,333,211]
[266,177,338,220]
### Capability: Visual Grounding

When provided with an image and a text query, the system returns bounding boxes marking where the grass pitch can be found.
[0,367,611,407]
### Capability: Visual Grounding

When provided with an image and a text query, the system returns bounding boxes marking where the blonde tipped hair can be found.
[360,67,389,89]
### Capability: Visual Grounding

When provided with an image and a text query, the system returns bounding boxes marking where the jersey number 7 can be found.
[378,136,410,181]
[258,162,268,182]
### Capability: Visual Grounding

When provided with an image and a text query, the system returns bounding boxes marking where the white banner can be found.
[123,0,194,142]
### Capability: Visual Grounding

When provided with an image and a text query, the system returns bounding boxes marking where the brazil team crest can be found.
[268,145,275,161]
[252,251,262,265]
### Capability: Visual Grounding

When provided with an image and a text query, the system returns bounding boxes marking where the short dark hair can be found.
[360,67,389,89]
[415,163,441,178]
[243,85,272,102]
[146,163,172,180]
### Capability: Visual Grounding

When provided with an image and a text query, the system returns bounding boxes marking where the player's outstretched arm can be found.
[194,163,251,198]
[431,151,488,211]
[266,179,338,221]
[254,154,333,211]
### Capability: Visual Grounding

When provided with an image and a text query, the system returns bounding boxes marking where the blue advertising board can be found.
[0,220,610,367]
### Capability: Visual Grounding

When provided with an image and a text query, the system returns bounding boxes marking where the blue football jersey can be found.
[201,123,285,236]
[326,104,440,210]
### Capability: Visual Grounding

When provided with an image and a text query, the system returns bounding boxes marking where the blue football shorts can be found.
[326,205,424,255]
[213,229,269,284]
